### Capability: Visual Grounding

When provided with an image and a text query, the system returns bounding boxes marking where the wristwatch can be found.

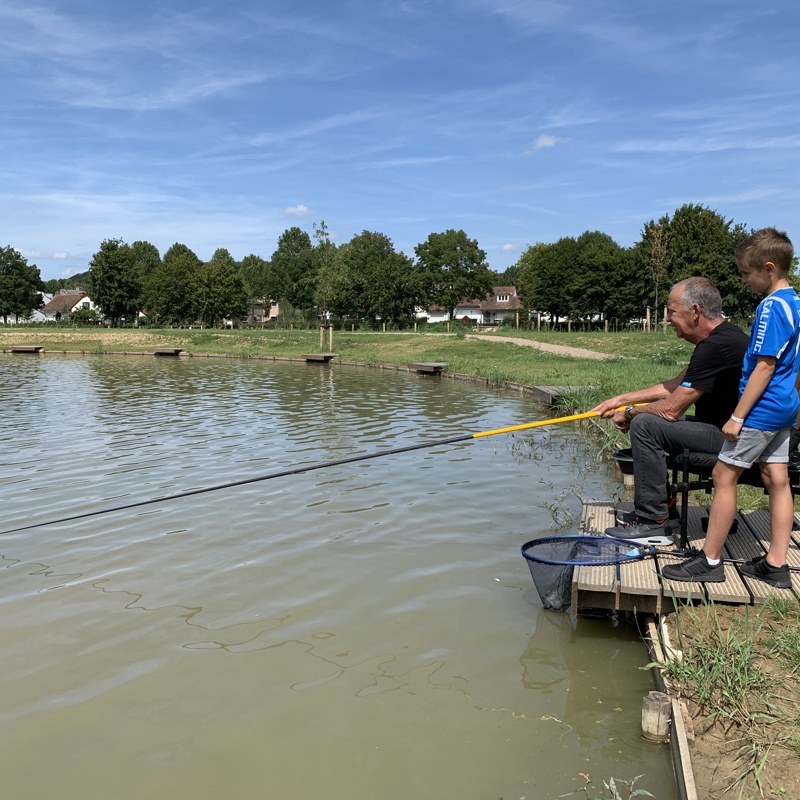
[624,404,635,421]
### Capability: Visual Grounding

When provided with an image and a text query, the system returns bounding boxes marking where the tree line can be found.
[1,204,784,327]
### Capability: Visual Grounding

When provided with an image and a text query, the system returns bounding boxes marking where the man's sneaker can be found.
[615,501,678,526]
[604,517,673,546]
[660,551,726,583]
[738,556,791,589]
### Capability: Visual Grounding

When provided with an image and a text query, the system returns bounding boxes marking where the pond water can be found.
[0,354,675,800]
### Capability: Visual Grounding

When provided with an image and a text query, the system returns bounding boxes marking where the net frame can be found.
[520,535,658,613]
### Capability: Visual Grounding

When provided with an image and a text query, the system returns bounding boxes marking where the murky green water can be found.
[0,354,675,799]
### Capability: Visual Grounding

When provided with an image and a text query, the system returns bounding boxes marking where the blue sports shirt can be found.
[740,286,800,430]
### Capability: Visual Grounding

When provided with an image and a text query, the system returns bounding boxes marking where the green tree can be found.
[414,230,494,320]
[70,307,99,326]
[163,243,200,267]
[142,251,201,326]
[0,246,44,323]
[130,241,162,282]
[632,204,752,321]
[516,238,579,321]
[312,222,348,318]
[336,230,419,326]
[87,239,141,326]
[196,260,249,327]
[0,250,44,323]
[209,247,238,271]
[239,254,270,301]
[570,231,625,320]
[268,228,316,320]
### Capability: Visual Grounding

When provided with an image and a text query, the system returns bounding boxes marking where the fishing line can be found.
[1,409,606,536]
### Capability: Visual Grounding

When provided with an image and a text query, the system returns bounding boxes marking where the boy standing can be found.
[662,228,800,586]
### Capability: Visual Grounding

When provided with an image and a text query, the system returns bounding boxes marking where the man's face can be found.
[666,288,695,341]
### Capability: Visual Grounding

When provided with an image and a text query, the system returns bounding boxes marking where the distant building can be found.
[39,290,97,323]
[417,286,522,325]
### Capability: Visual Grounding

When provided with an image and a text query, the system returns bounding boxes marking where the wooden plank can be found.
[408,362,447,374]
[736,511,798,601]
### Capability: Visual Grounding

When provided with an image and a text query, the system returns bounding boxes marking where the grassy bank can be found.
[0,326,684,399]
[2,325,765,510]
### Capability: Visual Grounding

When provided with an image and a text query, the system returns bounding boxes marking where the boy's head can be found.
[734,227,794,276]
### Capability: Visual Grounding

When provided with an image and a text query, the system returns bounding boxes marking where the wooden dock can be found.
[408,361,447,375]
[573,501,799,615]
[8,345,43,353]
[303,353,338,364]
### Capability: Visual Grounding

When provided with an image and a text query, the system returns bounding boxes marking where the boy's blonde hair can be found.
[735,227,794,274]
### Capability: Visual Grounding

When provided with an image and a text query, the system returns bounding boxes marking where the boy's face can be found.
[738,261,773,294]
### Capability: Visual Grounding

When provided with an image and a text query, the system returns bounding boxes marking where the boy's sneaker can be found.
[660,551,725,583]
[604,517,673,546]
[738,556,791,589]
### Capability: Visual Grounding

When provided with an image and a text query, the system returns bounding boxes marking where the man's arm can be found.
[592,369,687,417]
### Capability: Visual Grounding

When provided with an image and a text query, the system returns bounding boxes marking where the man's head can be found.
[734,227,794,293]
[667,277,723,343]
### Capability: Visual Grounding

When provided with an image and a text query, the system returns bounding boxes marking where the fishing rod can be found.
[1,409,606,536]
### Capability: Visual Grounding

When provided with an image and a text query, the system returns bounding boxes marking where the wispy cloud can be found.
[526,134,570,153]
[285,205,313,217]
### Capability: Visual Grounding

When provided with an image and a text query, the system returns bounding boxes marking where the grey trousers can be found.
[629,414,723,521]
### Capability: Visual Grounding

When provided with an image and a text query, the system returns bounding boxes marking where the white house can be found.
[39,290,97,323]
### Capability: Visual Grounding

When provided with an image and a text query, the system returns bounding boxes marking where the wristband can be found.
[730,415,744,424]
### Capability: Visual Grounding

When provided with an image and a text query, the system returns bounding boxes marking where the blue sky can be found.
[3,0,800,281]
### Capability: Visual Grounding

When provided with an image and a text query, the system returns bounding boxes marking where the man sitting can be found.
[593,277,749,544]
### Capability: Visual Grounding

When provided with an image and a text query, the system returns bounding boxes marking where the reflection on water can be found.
[0,354,675,799]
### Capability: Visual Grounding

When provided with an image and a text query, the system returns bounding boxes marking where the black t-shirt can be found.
[681,321,749,430]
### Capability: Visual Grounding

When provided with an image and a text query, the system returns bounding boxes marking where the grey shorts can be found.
[718,427,791,468]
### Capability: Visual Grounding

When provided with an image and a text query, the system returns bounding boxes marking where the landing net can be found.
[520,535,651,612]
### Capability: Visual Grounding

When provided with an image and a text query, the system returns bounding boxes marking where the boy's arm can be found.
[722,356,776,440]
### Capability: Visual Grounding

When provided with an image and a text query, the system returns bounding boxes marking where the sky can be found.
[3,0,800,281]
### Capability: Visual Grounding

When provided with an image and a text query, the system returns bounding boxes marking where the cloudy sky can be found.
[3,0,800,280]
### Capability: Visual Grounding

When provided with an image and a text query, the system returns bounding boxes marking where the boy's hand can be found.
[722,417,743,441]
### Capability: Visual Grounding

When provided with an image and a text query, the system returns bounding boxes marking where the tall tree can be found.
[239,254,270,301]
[414,230,494,320]
[142,251,201,326]
[515,238,579,321]
[312,222,348,318]
[336,230,419,325]
[88,239,141,326]
[0,246,44,323]
[268,227,316,319]
[209,247,238,270]
[630,205,752,320]
[130,241,162,282]
[163,242,200,267]
[196,260,249,327]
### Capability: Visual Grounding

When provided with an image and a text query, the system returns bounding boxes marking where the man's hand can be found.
[611,410,630,433]
[591,397,625,418]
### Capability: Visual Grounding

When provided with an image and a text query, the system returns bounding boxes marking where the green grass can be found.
[655,597,800,799]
